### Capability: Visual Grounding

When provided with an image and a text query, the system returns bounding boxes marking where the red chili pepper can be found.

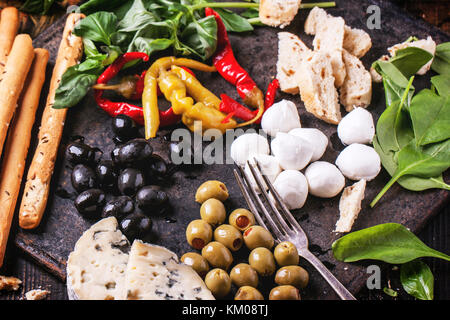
[205,8,261,106]
[264,78,280,110]
[94,52,181,127]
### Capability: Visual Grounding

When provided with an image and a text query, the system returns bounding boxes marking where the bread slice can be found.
[388,36,436,75]
[259,0,301,28]
[335,179,366,233]
[305,7,372,58]
[276,32,312,94]
[297,51,341,124]
[340,50,372,111]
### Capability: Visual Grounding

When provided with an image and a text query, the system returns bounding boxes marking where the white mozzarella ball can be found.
[337,108,375,145]
[261,99,301,137]
[305,161,345,198]
[289,128,328,161]
[271,170,308,210]
[271,132,313,170]
[244,155,281,192]
[230,133,270,166]
[336,144,381,181]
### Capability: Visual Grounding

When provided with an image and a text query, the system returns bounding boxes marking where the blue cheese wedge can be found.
[66,217,130,300]
[125,241,214,300]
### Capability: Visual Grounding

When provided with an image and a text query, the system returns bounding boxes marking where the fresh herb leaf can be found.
[132,38,174,56]
[180,15,218,60]
[74,12,118,46]
[214,8,254,32]
[389,47,433,78]
[431,42,450,75]
[332,223,450,264]
[431,74,450,97]
[21,0,55,15]
[383,287,398,297]
[400,260,434,300]
[80,0,125,15]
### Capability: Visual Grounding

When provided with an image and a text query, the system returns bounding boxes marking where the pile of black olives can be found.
[66,115,170,241]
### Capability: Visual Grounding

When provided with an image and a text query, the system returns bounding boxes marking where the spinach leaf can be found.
[400,260,434,300]
[214,8,254,32]
[431,42,450,75]
[431,74,450,97]
[410,89,450,146]
[53,58,104,109]
[332,223,450,264]
[383,287,398,297]
[74,12,118,46]
[389,47,433,78]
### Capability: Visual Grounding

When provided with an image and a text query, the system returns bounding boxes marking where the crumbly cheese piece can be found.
[0,275,21,291]
[25,289,50,300]
[335,179,366,233]
[66,217,130,300]
[125,241,214,300]
[276,32,312,94]
[259,0,301,29]
[340,50,372,111]
[388,36,436,75]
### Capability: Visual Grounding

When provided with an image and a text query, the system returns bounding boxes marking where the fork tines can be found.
[233,159,305,243]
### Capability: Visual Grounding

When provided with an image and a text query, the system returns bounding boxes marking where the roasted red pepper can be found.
[94,52,181,127]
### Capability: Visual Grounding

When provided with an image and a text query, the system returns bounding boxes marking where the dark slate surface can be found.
[12,0,449,300]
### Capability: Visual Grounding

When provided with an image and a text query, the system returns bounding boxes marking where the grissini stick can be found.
[19,13,84,229]
[0,48,49,267]
[0,7,20,76]
[0,34,34,157]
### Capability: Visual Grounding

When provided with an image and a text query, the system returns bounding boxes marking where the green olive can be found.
[274,241,299,266]
[186,219,212,250]
[200,198,226,226]
[269,285,301,300]
[248,247,276,276]
[243,226,274,250]
[234,286,264,300]
[229,208,255,231]
[195,180,229,203]
[181,252,210,278]
[214,224,243,251]
[201,241,233,270]
[204,268,231,298]
[275,266,309,289]
[230,263,259,288]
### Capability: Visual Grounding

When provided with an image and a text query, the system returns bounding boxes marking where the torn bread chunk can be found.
[388,36,436,75]
[340,50,372,111]
[335,179,366,233]
[312,14,346,87]
[297,51,341,124]
[259,0,301,29]
[25,289,50,300]
[305,7,372,58]
[277,32,312,94]
[0,275,21,291]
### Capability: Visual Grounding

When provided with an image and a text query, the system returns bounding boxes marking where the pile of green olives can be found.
[67,116,172,242]
[183,180,310,300]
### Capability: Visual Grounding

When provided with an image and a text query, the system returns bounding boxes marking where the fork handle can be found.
[300,249,356,300]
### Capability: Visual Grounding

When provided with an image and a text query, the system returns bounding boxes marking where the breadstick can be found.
[0,49,49,267]
[19,14,84,229]
[0,7,19,76]
[0,34,34,157]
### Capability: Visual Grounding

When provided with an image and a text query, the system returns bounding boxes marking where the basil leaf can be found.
[431,42,450,75]
[53,58,104,109]
[214,8,254,32]
[410,89,450,146]
[400,260,434,300]
[332,223,450,264]
[241,7,260,19]
[132,38,174,56]
[21,0,55,15]
[118,0,159,33]
[80,0,125,15]
[74,12,118,46]
[180,15,218,60]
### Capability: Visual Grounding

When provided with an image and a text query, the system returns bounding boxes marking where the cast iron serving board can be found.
[14,0,449,299]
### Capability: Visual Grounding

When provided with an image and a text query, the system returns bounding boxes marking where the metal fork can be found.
[234,161,356,300]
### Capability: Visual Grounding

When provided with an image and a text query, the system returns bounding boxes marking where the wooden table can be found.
[0,0,449,300]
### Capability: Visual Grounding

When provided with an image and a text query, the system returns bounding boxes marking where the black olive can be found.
[71,164,97,193]
[74,189,105,217]
[112,115,138,140]
[136,185,168,210]
[117,139,153,166]
[147,154,168,178]
[111,145,122,166]
[66,142,96,164]
[120,212,152,241]
[118,168,145,196]
[95,160,117,187]
[102,196,134,220]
